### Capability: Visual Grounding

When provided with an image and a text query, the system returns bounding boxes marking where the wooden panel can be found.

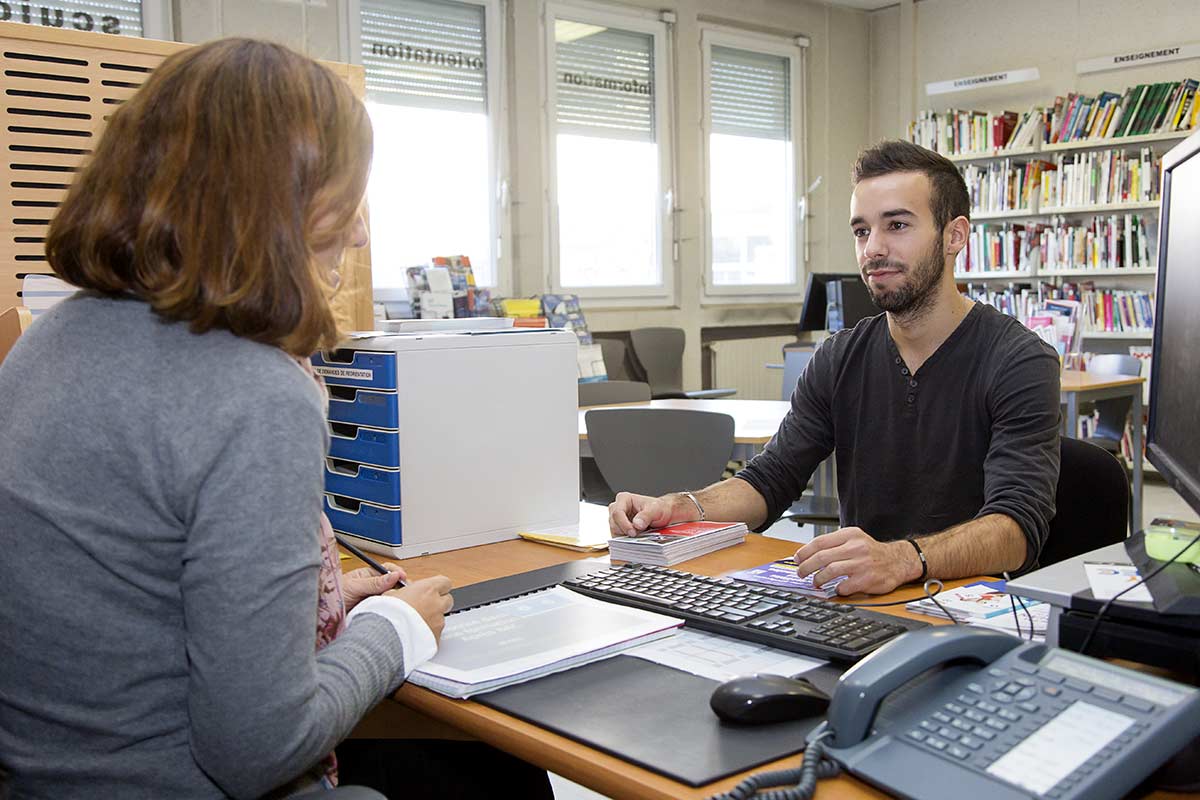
[0,21,373,333]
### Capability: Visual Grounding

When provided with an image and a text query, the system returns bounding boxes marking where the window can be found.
[545,4,672,300]
[702,30,806,297]
[0,1,170,38]
[354,0,504,289]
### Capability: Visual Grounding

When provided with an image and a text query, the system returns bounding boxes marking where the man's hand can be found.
[792,527,921,596]
[386,575,454,643]
[342,562,407,612]
[608,492,693,537]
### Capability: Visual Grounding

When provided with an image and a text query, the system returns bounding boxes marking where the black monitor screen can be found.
[1147,136,1200,516]
[798,274,878,332]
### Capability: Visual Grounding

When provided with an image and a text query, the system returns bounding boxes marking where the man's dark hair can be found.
[851,140,970,230]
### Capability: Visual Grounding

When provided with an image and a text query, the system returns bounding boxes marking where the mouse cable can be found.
[843,579,962,624]
[704,729,840,800]
[1078,529,1200,656]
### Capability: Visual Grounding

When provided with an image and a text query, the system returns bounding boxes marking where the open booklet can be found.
[408,586,683,699]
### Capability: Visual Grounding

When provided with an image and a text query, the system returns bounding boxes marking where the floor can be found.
[548,480,1196,800]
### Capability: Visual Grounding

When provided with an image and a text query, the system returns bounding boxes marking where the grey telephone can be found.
[809,627,1200,800]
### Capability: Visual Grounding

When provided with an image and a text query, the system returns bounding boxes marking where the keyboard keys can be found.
[1122,696,1154,713]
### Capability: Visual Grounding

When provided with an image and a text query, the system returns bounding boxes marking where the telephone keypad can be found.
[903,668,1164,797]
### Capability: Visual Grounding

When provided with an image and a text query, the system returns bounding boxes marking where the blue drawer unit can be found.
[324,494,402,547]
[326,385,399,429]
[324,458,401,507]
[311,348,397,390]
[327,421,400,469]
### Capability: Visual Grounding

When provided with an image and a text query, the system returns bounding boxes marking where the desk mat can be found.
[477,654,828,787]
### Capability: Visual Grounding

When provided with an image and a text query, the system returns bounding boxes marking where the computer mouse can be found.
[709,674,830,725]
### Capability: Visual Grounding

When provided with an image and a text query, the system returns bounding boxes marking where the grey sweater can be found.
[0,294,406,798]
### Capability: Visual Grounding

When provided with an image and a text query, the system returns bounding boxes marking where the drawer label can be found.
[314,366,375,381]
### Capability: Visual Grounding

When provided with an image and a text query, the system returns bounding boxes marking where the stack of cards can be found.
[608,521,747,566]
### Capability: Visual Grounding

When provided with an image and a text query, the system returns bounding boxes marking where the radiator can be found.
[708,336,796,401]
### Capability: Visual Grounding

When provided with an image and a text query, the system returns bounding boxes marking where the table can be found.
[343,539,1191,800]
[1060,370,1146,532]
[577,398,837,498]
[359,536,949,800]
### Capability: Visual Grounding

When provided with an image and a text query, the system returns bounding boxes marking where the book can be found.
[608,520,748,567]
[905,580,1044,622]
[725,558,847,598]
[518,502,611,552]
[407,586,683,698]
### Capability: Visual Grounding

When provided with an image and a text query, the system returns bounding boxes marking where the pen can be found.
[334,533,406,588]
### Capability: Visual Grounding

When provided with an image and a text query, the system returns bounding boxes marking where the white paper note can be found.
[1084,561,1153,603]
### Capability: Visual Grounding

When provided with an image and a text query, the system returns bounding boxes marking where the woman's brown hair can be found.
[45,38,372,357]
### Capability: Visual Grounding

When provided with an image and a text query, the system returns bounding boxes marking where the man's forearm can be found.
[681,477,769,529]
[907,513,1028,581]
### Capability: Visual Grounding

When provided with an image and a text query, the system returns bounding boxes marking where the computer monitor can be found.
[1147,132,1200,517]
[798,274,877,332]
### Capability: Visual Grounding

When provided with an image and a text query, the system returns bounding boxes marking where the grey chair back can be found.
[781,347,814,401]
[629,327,686,397]
[598,338,631,381]
[585,408,735,497]
[579,380,652,407]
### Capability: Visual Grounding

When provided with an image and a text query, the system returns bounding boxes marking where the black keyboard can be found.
[562,563,928,663]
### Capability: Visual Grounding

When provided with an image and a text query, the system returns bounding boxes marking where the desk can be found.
[345,539,1192,800]
[374,537,952,800]
[1060,370,1145,532]
[577,398,838,498]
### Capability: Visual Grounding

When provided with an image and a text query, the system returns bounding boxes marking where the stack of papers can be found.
[408,586,682,699]
[906,581,1044,625]
[608,521,748,566]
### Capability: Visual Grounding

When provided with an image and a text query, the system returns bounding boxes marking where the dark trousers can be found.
[337,739,555,800]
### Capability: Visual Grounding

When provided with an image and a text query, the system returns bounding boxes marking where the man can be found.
[609,139,1061,596]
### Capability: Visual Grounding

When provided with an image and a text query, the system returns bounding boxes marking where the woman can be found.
[0,39,457,798]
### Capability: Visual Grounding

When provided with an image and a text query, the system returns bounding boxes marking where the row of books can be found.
[910,78,1200,156]
[962,159,1049,214]
[955,222,1042,274]
[1039,149,1160,208]
[964,284,1041,322]
[1079,288,1156,334]
[1048,79,1199,144]
[1040,213,1155,272]
[909,107,1041,155]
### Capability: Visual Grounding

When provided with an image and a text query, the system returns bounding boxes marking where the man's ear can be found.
[944,216,970,257]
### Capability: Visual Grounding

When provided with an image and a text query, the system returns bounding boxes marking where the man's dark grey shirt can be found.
[737,302,1061,572]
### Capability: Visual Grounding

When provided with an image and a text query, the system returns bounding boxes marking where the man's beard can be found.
[861,233,946,320]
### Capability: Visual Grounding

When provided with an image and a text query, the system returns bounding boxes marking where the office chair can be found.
[578,381,652,504]
[597,337,631,381]
[628,327,735,399]
[585,408,734,497]
[1080,354,1142,461]
[775,346,841,533]
[1038,437,1130,568]
[578,380,651,407]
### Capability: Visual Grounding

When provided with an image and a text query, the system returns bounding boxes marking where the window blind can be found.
[1,1,143,36]
[554,23,654,141]
[361,0,487,113]
[711,45,789,140]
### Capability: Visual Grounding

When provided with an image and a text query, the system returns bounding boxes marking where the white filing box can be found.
[312,329,580,558]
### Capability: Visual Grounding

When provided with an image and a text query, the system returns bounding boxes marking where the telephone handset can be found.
[809,627,1200,800]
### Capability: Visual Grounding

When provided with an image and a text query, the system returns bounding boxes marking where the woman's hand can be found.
[387,576,454,643]
[342,563,407,612]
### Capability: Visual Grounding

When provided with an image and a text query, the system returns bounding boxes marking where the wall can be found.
[870,0,1200,140]
[172,0,872,389]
